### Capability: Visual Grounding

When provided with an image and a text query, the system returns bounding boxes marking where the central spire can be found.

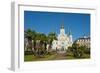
[60,23,65,35]
[61,24,64,29]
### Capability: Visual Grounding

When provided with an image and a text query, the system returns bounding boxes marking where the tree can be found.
[24,29,34,40]
[71,43,83,58]
[69,43,90,58]
[40,33,47,41]
[24,29,35,51]
[24,29,58,57]
[48,32,57,44]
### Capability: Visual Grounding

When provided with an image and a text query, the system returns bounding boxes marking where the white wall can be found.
[0,0,100,73]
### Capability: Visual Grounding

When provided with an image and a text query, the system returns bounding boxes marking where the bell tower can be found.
[60,24,65,35]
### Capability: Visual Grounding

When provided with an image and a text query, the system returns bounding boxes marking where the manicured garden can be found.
[24,50,90,62]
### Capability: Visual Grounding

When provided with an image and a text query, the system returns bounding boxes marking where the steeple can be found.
[60,23,65,35]
[69,29,71,35]
[61,24,64,29]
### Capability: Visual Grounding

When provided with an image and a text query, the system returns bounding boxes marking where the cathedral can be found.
[52,24,73,53]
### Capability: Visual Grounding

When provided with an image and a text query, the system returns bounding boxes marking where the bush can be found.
[67,43,90,58]
[84,48,90,54]
[24,51,33,55]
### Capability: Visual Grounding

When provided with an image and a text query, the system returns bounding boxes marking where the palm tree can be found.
[48,32,57,43]
[24,29,36,51]
[24,29,34,40]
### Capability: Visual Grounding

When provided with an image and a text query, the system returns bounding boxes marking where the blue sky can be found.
[24,11,90,41]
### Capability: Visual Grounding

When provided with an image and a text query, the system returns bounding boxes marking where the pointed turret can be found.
[67,26,71,36]
[68,29,71,35]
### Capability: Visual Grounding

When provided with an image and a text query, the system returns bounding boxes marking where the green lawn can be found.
[24,53,90,62]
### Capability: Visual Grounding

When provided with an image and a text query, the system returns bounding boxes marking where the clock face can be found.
[61,29,65,34]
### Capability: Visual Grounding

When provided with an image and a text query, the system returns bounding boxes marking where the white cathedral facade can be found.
[52,24,73,53]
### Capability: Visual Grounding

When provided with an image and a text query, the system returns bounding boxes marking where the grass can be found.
[24,52,90,62]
